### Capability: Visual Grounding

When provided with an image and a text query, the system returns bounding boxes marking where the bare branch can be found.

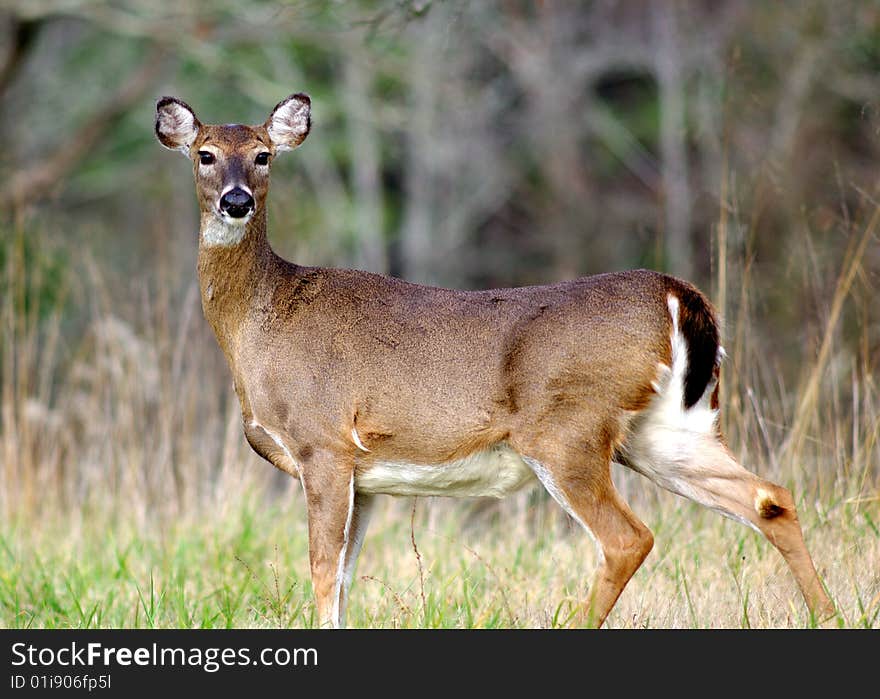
[1,46,168,211]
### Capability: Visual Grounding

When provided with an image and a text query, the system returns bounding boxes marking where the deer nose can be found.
[219,187,254,218]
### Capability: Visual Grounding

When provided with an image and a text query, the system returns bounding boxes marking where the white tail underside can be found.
[620,295,721,479]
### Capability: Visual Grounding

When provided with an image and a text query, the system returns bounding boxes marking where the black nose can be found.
[219,187,254,218]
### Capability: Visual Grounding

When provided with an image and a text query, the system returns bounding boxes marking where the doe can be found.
[155,93,834,628]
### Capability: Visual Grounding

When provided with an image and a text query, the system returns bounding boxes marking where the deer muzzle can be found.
[219,186,255,219]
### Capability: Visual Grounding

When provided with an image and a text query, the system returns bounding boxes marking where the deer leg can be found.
[711,460,833,620]
[241,425,374,627]
[625,435,834,621]
[746,479,834,620]
[332,492,374,627]
[523,450,654,628]
[301,453,363,628]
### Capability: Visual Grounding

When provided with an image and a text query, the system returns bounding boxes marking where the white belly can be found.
[355,442,536,498]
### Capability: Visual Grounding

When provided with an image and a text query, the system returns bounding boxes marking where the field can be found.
[0,485,878,629]
[1,221,878,629]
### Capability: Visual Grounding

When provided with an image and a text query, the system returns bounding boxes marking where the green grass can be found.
[1,486,876,629]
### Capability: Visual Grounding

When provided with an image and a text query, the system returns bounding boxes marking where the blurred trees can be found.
[1,0,879,378]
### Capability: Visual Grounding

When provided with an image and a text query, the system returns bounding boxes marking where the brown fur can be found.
[155,94,835,628]
[756,490,785,519]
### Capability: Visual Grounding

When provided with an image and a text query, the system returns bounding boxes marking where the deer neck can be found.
[196,209,283,358]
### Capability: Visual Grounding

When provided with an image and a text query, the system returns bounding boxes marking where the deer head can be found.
[155,94,311,241]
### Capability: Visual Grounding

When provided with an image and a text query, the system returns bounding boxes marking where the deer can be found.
[155,92,835,629]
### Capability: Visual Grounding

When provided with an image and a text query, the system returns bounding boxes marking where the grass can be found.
[0,483,877,628]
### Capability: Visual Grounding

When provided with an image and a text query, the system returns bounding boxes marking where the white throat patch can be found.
[201,216,248,247]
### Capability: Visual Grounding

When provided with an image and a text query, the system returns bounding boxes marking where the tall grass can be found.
[0,197,877,628]
[1,222,269,523]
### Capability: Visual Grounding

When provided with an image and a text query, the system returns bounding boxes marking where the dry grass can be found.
[1,486,877,628]
[0,202,878,629]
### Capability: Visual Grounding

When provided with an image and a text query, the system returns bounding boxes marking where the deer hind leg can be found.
[617,290,834,621]
[520,440,654,628]
[623,427,835,621]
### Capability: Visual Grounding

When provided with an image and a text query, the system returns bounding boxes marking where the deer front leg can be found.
[334,490,374,627]
[301,452,371,628]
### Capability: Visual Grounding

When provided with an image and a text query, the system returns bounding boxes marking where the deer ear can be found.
[155,97,200,154]
[265,93,311,152]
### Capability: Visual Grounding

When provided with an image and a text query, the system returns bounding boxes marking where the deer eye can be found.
[198,151,215,165]
[255,152,271,166]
